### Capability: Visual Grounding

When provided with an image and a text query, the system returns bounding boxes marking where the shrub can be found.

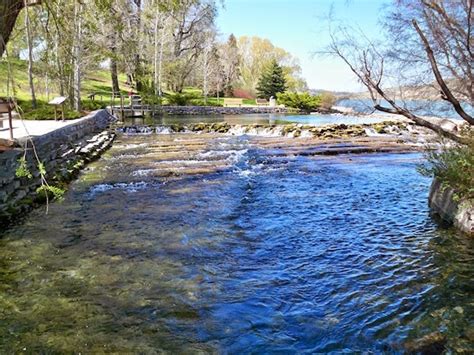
[22,105,82,120]
[82,100,107,111]
[232,88,255,99]
[164,92,200,106]
[189,98,223,107]
[418,129,474,201]
[277,92,321,111]
[141,94,163,105]
[319,92,337,110]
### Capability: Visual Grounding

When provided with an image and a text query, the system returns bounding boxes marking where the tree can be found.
[237,36,306,95]
[219,34,239,97]
[0,0,24,57]
[256,59,286,99]
[327,0,473,140]
[0,0,42,58]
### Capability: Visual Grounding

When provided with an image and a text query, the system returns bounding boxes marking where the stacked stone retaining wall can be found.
[115,105,293,116]
[0,110,114,227]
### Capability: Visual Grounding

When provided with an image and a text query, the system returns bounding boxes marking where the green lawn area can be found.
[0,59,257,120]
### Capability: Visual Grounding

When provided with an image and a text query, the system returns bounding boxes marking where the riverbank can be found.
[0,110,115,227]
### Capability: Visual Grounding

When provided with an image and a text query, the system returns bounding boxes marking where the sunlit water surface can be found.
[127,113,395,126]
[0,133,472,353]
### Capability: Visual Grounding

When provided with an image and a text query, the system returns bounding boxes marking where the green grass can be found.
[419,130,474,201]
[0,59,259,119]
[0,58,130,119]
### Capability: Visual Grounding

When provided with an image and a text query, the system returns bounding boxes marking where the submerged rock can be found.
[404,332,446,354]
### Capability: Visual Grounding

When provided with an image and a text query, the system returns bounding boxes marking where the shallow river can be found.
[0,133,472,353]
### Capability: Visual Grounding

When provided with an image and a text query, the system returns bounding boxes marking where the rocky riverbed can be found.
[118,120,432,138]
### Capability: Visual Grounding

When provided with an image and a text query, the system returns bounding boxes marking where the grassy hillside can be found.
[0,59,130,119]
[0,59,258,120]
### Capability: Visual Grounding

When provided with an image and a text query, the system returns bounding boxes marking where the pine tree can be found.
[256,60,286,99]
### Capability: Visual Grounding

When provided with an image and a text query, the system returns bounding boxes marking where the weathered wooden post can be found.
[120,95,124,119]
[0,98,14,140]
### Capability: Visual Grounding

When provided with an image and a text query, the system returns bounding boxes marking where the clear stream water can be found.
[0,132,473,353]
[128,113,397,127]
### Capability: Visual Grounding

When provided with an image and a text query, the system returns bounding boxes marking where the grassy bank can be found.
[0,59,258,120]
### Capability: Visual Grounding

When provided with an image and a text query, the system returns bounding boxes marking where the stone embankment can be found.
[0,110,115,227]
[115,105,292,116]
[429,178,473,235]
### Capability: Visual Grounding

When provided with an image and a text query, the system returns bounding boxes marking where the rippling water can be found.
[0,133,473,353]
[128,113,396,126]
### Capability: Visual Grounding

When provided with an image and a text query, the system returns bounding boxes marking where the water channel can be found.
[0,127,472,353]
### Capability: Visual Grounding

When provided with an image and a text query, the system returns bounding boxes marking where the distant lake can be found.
[337,98,473,120]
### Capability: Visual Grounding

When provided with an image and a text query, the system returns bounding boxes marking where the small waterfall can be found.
[156,126,173,134]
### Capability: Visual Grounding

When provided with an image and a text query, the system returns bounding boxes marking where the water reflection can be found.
[0,133,472,353]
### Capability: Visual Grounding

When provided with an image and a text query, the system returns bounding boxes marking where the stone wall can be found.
[0,110,115,227]
[429,178,473,235]
[115,105,292,116]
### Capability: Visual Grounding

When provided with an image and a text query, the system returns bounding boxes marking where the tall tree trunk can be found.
[133,0,142,91]
[24,1,37,108]
[153,11,159,95]
[0,0,24,58]
[110,46,120,95]
[72,1,83,111]
[157,18,166,97]
[202,45,209,104]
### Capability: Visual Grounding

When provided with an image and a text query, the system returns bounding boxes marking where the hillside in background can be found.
[0,59,129,102]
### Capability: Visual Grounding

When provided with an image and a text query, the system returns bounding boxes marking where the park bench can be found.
[256,98,269,106]
[223,98,243,107]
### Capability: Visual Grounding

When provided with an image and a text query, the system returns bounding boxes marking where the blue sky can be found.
[216,0,388,92]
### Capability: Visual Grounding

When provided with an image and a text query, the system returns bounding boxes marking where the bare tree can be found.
[327,0,473,140]
[24,0,37,108]
[219,34,240,97]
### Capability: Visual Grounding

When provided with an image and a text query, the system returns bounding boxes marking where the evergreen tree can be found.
[256,59,286,99]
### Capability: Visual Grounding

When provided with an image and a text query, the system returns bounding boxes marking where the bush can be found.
[277,92,321,111]
[18,100,83,120]
[164,92,200,106]
[232,88,255,99]
[319,92,337,110]
[82,100,107,111]
[418,129,474,201]
[141,94,163,105]
[23,107,82,120]
[189,98,223,107]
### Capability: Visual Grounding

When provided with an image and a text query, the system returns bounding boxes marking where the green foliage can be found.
[37,162,46,176]
[277,92,321,111]
[36,185,66,201]
[319,92,337,109]
[165,92,200,106]
[189,98,223,107]
[22,105,82,120]
[256,60,287,99]
[418,130,474,201]
[15,157,32,179]
[141,94,164,106]
[82,100,107,111]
